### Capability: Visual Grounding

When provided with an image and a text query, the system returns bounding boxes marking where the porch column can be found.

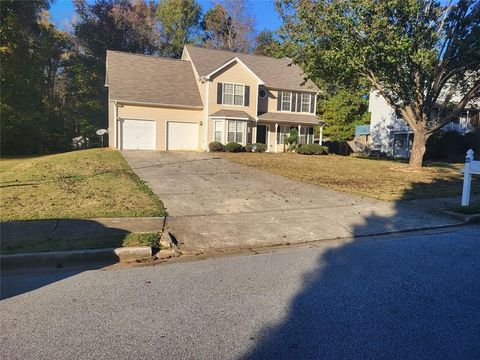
[298,125,301,145]
[275,123,278,153]
[319,125,323,145]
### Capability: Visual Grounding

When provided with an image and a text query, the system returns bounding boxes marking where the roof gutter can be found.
[267,86,319,94]
[111,100,203,110]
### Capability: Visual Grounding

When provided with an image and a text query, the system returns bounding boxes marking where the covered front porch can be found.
[254,112,324,152]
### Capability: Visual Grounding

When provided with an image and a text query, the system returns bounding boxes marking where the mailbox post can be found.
[461,149,478,206]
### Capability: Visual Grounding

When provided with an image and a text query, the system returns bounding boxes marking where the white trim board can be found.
[205,57,265,84]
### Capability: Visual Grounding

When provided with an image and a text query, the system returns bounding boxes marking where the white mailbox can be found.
[461,149,480,206]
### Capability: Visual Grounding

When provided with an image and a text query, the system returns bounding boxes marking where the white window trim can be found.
[280,91,292,112]
[214,120,223,143]
[300,93,312,113]
[227,120,247,145]
[222,82,245,107]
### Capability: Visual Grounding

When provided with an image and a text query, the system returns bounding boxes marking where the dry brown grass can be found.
[0,149,164,221]
[220,152,478,201]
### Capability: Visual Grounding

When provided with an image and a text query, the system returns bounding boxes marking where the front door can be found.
[256,125,267,144]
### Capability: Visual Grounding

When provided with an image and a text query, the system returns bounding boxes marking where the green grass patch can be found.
[220,152,479,201]
[447,203,480,215]
[0,149,165,221]
[1,231,162,255]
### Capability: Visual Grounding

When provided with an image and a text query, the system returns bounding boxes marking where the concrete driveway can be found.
[122,151,460,251]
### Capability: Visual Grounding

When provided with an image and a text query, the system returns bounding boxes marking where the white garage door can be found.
[167,122,198,150]
[120,119,156,150]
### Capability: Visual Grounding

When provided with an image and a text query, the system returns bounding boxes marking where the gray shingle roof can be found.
[106,50,203,108]
[185,45,319,93]
[209,109,253,120]
[258,112,320,124]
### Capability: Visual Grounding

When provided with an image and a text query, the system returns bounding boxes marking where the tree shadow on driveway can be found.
[241,179,480,359]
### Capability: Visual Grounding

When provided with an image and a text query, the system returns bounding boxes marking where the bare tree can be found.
[201,0,255,53]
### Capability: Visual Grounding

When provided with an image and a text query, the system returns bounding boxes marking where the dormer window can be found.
[281,91,292,111]
[223,83,245,106]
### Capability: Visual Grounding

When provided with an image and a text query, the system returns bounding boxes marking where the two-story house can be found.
[105,45,320,152]
[355,91,479,158]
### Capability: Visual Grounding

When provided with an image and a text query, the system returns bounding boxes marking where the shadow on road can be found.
[242,178,480,359]
[0,219,128,300]
[0,262,117,300]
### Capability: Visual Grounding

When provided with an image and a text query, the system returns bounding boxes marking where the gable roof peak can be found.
[184,45,319,92]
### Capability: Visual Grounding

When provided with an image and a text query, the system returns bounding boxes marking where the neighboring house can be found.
[354,91,479,158]
[105,45,321,152]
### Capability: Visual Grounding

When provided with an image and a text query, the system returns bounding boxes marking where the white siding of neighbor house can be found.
[369,91,409,156]
[368,90,478,157]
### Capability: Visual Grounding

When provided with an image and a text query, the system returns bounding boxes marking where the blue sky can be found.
[49,0,282,32]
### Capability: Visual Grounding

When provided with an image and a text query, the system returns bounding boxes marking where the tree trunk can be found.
[409,131,428,169]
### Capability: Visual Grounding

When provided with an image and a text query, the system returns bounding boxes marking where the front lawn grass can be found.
[447,203,480,215]
[220,153,478,201]
[0,149,164,221]
[1,231,162,255]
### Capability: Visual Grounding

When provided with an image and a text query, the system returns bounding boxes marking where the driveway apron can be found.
[122,151,461,251]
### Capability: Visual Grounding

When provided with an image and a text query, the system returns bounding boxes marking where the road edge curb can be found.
[1,246,153,272]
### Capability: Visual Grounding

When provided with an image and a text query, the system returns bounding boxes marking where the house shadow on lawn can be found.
[0,219,133,300]
[241,176,480,359]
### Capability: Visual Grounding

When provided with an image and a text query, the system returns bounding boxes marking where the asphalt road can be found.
[1,226,479,359]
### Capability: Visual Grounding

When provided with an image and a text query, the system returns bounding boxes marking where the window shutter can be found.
[310,94,315,113]
[244,85,250,106]
[277,91,282,110]
[217,83,223,104]
[297,93,301,112]
[291,93,296,112]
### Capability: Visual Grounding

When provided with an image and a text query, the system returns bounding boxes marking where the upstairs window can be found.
[223,83,245,106]
[281,91,292,111]
[301,93,311,113]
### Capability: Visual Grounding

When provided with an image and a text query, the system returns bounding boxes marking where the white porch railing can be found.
[443,120,472,133]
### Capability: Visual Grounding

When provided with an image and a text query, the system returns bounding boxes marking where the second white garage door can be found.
[167,122,198,150]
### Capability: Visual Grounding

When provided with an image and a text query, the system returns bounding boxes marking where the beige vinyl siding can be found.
[208,61,258,118]
[116,104,202,151]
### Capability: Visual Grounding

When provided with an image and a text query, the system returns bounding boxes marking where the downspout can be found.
[204,80,210,151]
[114,101,118,149]
[255,83,259,146]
